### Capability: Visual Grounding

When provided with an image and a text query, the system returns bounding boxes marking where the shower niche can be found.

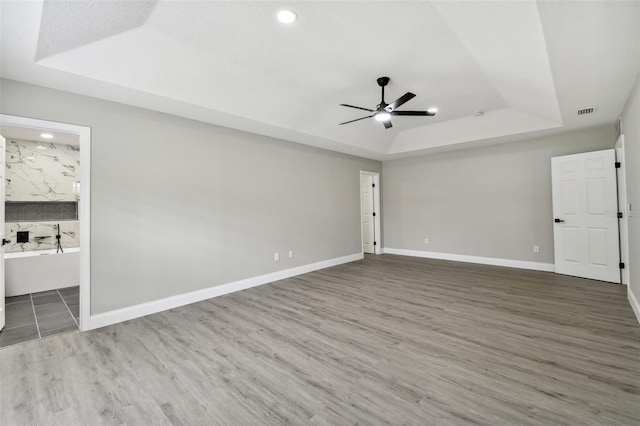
[5,201,78,222]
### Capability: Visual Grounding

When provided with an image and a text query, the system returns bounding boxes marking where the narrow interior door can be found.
[361,175,375,254]
[551,149,620,283]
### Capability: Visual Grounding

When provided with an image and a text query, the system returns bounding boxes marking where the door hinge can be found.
[373,241,377,246]
[619,262,625,269]
[373,212,376,217]
[615,161,621,168]
[617,212,623,219]
[372,183,375,188]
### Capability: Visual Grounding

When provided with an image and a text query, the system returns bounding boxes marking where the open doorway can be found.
[0,114,90,347]
[360,171,381,255]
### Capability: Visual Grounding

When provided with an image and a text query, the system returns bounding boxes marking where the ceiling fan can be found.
[339,77,436,129]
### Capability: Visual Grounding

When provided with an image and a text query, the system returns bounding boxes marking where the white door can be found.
[360,174,375,254]
[0,135,5,330]
[615,135,630,285]
[551,149,620,283]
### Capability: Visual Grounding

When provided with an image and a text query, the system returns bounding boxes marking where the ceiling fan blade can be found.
[383,120,393,129]
[340,115,374,125]
[385,92,416,111]
[391,110,436,116]
[340,104,374,112]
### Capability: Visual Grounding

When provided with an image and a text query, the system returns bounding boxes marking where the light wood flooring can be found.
[1,254,639,425]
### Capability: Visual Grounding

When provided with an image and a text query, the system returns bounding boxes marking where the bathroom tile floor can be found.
[0,286,79,349]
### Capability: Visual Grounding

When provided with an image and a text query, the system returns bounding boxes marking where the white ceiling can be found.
[1,1,638,160]
[0,124,80,147]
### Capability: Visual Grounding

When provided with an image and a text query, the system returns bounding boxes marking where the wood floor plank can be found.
[1,254,639,425]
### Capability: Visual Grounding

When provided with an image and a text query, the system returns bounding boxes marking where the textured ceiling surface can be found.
[1,1,639,160]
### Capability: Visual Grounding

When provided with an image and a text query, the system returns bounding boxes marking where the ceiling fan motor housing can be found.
[377,76,390,87]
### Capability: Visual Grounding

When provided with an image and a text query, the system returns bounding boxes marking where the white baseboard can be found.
[87,252,363,330]
[383,248,555,272]
[628,288,640,325]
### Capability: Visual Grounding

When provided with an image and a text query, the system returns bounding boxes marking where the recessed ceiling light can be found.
[37,145,47,150]
[374,112,391,122]
[277,10,297,24]
[427,108,438,115]
[40,133,54,139]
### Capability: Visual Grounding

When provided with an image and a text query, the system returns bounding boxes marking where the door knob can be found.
[2,238,10,246]
[554,218,565,223]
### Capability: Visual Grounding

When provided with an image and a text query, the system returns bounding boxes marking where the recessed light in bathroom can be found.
[36,145,47,150]
[277,9,297,24]
[40,133,54,139]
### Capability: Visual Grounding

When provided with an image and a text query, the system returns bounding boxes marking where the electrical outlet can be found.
[288,250,294,258]
[533,245,540,253]
[424,238,429,245]
[274,252,280,262]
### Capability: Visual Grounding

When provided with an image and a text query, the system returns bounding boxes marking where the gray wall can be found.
[0,79,381,314]
[621,73,640,310]
[383,126,616,264]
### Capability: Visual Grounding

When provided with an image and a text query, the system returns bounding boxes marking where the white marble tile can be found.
[5,139,80,202]
[4,139,81,254]
[4,221,79,253]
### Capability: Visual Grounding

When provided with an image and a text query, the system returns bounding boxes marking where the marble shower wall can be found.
[4,221,79,253]
[5,139,80,253]
[6,139,80,201]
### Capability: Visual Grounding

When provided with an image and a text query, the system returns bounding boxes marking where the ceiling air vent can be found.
[577,107,596,115]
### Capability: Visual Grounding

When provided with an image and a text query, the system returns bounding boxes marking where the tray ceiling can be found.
[1,1,638,160]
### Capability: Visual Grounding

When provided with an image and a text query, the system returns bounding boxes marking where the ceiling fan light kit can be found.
[339,76,437,129]
[374,112,391,122]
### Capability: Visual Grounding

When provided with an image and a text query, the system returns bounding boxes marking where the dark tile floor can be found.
[0,286,79,349]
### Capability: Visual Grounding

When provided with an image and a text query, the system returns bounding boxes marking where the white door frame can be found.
[360,171,381,255]
[615,134,630,285]
[0,114,91,331]
[0,135,5,330]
